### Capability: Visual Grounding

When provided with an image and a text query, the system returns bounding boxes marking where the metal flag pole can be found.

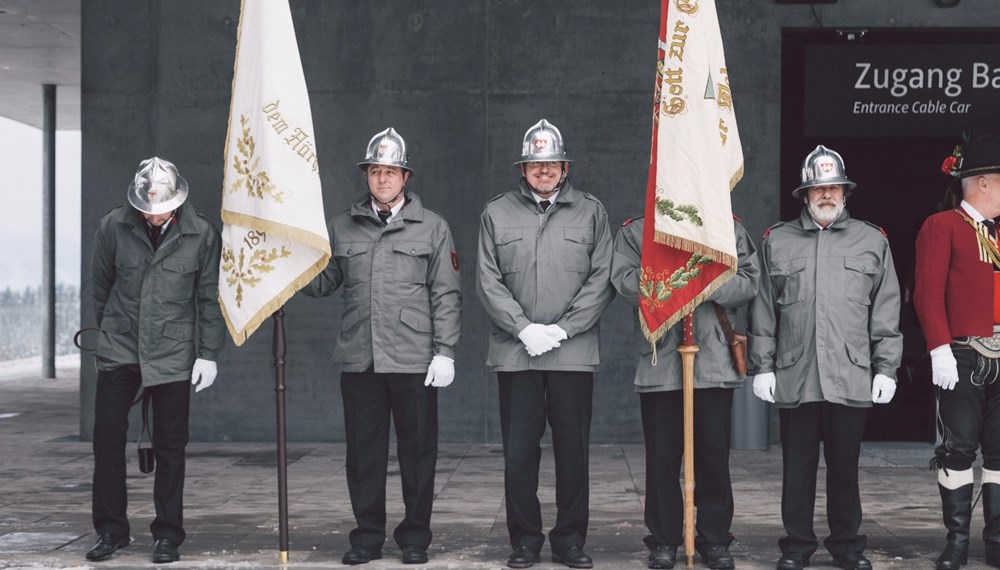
[678,314,699,569]
[272,306,289,564]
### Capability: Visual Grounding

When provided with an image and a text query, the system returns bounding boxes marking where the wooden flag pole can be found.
[273,307,290,564]
[678,314,699,568]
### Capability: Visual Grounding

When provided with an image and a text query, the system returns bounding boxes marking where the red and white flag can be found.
[218,0,331,346]
[639,0,744,343]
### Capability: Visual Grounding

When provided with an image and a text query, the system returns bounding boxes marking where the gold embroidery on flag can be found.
[221,240,292,308]
[654,195,703,226]
[229,114,284,202]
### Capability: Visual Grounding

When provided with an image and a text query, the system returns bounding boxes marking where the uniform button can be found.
[347,249,352,255]
[179,266,185,271]
[410,249,416,255]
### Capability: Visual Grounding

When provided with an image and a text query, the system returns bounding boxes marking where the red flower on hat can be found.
[942,145,962,177]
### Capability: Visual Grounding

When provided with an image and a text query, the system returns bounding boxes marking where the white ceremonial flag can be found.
[219,0,330,346]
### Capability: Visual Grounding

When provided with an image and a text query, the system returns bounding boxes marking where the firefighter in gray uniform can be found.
[748,146,902,570]
[611,215,760,570]
[477,119,614,569]
[88,157,225,564]
[304,128,462,566]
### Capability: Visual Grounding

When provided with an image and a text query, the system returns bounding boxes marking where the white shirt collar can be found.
[372,198,404,223]
[961,200,986,223]
[531,190,559,206]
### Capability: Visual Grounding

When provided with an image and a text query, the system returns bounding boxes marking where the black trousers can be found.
[640,388,734,551]
[778,401,868,559]
[497,371,593,553]
[92,365,190,544]
[937,347,1000,471]
[341,369,438,550]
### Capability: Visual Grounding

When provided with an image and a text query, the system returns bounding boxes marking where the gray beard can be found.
[808,200,845,226]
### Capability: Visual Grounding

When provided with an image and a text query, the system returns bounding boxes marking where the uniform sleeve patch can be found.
[622,217,633,227]
[451,250,460,271]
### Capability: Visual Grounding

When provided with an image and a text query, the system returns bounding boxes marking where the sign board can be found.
[804,44,1000,137]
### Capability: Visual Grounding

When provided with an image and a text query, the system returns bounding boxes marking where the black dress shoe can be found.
[648,544,678,569]
[342,544,382,565]
[508,545,541,568]
[552,545,594,569]
[776,553,810,570]
[151,539,180,563]
[85,533,131,561]
[401,544,429,564]
[699,544,735,569]
[833,551,871,570]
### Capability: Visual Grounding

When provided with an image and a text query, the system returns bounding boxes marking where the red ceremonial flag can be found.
[639,0,744,344]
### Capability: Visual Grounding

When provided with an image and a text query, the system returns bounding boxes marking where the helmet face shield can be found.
[793,145,856,198]
[127,157,189,215]
[514,118,573,165]
[357,127,413,175]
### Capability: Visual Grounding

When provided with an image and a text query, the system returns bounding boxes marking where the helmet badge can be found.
[533,138,548,151]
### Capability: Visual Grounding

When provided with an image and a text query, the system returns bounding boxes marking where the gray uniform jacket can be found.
[305,191,461,373]
[611,216,760,392]
[476,180,614,372]
[747,208,903,408]
[91,201,225,387]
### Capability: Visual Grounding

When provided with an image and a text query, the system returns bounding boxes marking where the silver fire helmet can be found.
[357,127,413,175]
[514,118,573,165]
[793,145,856,198]
[126,157,189,215]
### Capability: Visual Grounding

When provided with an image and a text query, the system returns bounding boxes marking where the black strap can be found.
[136,389,152,449]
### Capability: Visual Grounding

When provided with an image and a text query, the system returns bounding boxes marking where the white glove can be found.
[517,323,561,356]
[543,324,568,342]
[424,355,455,388]
[752,372,776,403]
[871,373,897,404]
[191,358,217,393]
[930,344,959,390]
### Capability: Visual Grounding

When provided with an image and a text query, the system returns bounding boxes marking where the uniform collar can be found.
[351,191,424,223]
[118,201,199,235]
[797,206,851,231]
[960,200,987,223]
[518,179,575,206]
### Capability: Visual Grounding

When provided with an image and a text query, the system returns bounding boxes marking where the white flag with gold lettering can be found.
[219,0,330,346]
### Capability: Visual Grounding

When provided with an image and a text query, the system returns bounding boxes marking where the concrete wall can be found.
[80,0,1000,442]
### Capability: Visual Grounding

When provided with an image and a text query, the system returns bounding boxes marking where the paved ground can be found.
[0,363,995,569]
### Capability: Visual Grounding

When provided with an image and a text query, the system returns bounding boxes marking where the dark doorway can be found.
[780,28,1000,442]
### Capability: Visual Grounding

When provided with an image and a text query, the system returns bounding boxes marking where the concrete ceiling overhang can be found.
[0,0,79,130]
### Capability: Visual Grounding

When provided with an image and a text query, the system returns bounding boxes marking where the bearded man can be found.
[747,145,903,570]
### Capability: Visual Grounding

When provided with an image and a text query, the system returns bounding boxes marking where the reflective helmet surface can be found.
[127,157,189,215]
[514,118,573,165]
[793,145,857,198]
[357,127,413,175]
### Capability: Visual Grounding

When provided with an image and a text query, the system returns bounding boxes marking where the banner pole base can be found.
[279,551,289,565]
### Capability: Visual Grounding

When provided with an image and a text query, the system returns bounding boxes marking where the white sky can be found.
[0,116,82,291]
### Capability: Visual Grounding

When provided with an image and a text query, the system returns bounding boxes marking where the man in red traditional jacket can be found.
[915,133,1000,570]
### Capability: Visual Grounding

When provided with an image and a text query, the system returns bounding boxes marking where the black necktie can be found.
[984,219,996,238]
[377,210,391,224]
[539,200,551,212]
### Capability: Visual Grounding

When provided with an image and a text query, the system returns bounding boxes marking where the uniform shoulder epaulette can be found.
[862,220,888,239]
[732,213,741,222]
[622,215,643,227]
[762,221,785,240]
[485,193,506,205]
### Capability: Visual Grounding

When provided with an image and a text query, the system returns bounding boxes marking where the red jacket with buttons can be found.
[914,206,996,352]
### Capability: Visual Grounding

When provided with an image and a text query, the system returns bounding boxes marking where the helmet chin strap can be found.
[524,165,567,197]
[370,187,405,209]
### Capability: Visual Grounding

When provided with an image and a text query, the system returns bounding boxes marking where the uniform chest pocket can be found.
[114,255,144,297]
[770,258,807,305]
[393,242,433,283]
[844,257,877,306]
[563,227,594,273]
[333,242,370,285]
[162,257,198,301]
[495,228,525,274]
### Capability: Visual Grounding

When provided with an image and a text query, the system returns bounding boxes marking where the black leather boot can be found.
[982,475,1000,568]
[936,480,974,570]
